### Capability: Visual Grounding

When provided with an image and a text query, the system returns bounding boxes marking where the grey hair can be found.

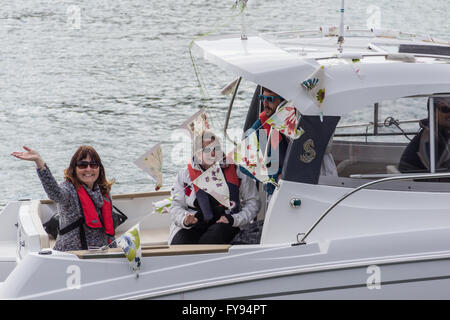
[193,130,217,153]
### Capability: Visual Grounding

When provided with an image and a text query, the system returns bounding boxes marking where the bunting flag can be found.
[179,108,210,138]
[229,131,273,184]
[134,143,163,191]
[266,103,305,140]
[301,65,326,121]
[221,77,240,96]
[343,58,365,80]
[152,197,174,214]
[116,224,142,274]
[302,65,326,105]
[192,162,231,209]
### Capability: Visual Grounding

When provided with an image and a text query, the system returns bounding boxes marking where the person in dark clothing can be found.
[243,87,289,195]
[399,97,450,173]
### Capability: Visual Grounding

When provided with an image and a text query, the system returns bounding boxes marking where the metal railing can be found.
[296,172,450,245]
[223,77,242,146]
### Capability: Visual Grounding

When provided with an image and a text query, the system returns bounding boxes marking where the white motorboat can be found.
[1,14,450,299]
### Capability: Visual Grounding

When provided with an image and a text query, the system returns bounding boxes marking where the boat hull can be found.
[3,227,450,299]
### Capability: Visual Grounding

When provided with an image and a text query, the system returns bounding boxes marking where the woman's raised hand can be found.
[11,146,46,169]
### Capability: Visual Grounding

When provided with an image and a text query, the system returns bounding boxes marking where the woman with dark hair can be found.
[12,145,119,251]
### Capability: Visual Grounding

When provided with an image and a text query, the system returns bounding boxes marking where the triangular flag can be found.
[229,131,273,184]
[265,102,305,140]
[192,163,231,209]
[221,77,240,95]
[116,223,142,274]
[179,108,210,138]
[134,143,163,191]
[152,197,174,214]
[302,65,326,121]
[347,58,365,80]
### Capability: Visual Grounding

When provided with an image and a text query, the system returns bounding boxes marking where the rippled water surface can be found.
[1,0,449,209]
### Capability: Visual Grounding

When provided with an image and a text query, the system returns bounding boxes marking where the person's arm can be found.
[168,169,197,229]
[398,133,426,173]
[228,169,261,227]
[12,146,73,205]
[36,166,75,205]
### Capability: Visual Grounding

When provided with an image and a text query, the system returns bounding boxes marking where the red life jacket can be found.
[77,186,114,236]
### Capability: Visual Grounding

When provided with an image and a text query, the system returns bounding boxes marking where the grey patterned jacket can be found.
[37,166,117,251]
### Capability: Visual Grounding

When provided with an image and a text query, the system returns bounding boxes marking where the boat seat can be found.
[28,200,51,249]
[135,228,169,246]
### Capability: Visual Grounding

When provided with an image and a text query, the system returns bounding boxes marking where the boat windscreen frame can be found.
[282,115,340,185]
[318,93,450,190]
[223,77,242,146]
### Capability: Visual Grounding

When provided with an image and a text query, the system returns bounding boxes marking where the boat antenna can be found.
[234,0,248,40]
[337,0,345,53]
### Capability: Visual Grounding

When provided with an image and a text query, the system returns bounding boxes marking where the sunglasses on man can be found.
[76,161,99,169]
[259,94,282,103]
[437,105,450,114]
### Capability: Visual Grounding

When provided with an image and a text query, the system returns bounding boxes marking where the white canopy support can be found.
[194,35,450,116]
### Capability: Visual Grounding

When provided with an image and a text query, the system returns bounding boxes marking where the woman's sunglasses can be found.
[202,146,221,154]
[76,161,99,169]
[259,94,282,103]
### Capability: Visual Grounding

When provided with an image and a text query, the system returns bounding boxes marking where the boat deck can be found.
[69,244,231,259]
[47,228,170,249]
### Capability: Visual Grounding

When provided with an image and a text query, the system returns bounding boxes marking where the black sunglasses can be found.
[437,106,450,114]
[202,145,221,154]
[76,161,99,169]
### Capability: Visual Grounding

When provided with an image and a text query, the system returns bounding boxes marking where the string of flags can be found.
[192,162,231,209]
[134,143,163,191]
[179,107,210,138]
[99,223,142,276]
[152,197,174,214]
[301,65,327,122]
[230,130,272,185]
[134,100,306,214]
[114,94,307,274]
[265,102,304,140]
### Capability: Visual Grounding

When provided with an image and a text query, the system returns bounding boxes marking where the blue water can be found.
[1,0,449,209]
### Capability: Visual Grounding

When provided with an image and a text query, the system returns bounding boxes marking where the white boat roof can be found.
[194,28,450,116]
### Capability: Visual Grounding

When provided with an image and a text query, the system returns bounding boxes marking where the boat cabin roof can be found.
[194,28,450,116]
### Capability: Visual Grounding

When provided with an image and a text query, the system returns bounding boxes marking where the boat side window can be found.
[320,96,450,190]
[432,96,450,174]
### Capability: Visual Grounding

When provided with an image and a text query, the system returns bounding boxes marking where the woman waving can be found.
[12,146,119,251]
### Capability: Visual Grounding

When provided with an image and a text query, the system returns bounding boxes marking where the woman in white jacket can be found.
[168,131,261,244]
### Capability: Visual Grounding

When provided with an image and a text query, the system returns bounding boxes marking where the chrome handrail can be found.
[223,77,242,146]
[297,172,450,245]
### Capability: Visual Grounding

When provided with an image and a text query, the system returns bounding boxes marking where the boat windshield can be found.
[319,94,450,190]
